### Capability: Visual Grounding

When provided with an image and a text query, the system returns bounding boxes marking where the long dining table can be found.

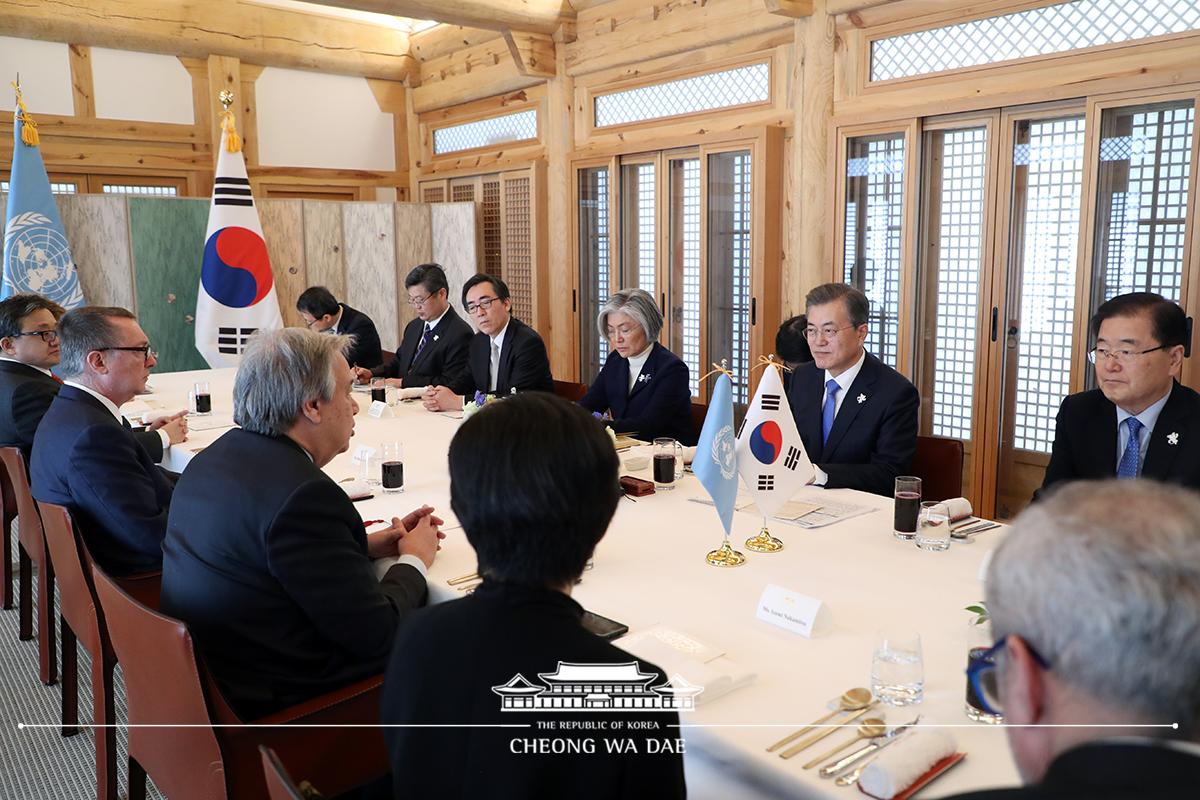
[133,366,1021,799]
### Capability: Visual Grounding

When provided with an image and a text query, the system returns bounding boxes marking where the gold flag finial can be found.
[219,90,234,110]
[217,91,242,153]
[11,78,40,147]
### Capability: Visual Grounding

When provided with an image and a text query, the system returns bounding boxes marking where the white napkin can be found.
[944,497,972,522]
[340,479,373,500]
[858,730,957,799]
[399,387,425,400]
[618,625,756,706]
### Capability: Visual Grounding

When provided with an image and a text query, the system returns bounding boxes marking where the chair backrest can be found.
[36,501,104,655]
[911,435,965,502]
[0,447,44,556]
[690,402,708,442]
[260,747,321,800]
[0,451,15,534]
[553,380,588,402]
[91,562,228,800]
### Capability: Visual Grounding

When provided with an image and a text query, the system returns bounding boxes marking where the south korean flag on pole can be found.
[736,364,813,518]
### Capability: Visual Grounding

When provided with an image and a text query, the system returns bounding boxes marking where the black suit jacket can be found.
[382,581,687,800]
[579,343,695,445]
[374,306,473,394]
[787,352,919,496]
[942,741,1200,800]
[30,385,174,575]
[467,317,554,396]
[338,303,384,369]
[0,360,164,463]
[1039,382,1200,499]
[160,428,427,719]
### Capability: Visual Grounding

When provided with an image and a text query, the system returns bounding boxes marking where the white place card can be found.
[756,584,829,638]
[367,400,393,418]
[352,444,377,464]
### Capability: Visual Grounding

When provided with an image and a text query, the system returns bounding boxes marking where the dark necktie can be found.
[414,324,433,361]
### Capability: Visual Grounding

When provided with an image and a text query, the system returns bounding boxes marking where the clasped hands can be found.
[366,504,446,568]
[144,409,189,444]
[421,385,461,412]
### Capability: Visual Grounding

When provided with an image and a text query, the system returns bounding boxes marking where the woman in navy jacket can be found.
[579,288,696,445]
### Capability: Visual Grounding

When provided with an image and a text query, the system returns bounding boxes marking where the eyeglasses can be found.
[98,345,158,362]
[302,317,320,329]
[1088,345,1167,364]
[966,636,1050,716]
[804,324,857,340]
[407,293,432,307]
[12,329,59,343]
[465,296,501,315]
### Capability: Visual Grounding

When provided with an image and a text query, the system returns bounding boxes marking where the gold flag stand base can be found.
[745,521,783,553]
[706,539,747,567]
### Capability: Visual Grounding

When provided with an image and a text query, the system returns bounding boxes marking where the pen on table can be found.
[362,519,386,527]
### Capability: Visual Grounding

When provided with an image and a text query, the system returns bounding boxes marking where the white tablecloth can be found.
[136,368,1020,799]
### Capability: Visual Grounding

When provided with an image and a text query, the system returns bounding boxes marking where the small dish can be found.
[624,455,650,471]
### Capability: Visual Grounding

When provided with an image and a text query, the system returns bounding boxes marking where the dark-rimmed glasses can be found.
[1088,345,1167,364]
[98,345,158,362]
[465,296,501,315]
[12,329,59,343]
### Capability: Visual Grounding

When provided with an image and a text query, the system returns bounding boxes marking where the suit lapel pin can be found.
[857,393,866,404]
[433,335,439,342]
[638,373,651,383]
[1168,432,1179,446]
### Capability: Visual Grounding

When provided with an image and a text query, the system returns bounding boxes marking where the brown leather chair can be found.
[0,447,55,685]
[91,563,389,800]
[260,746,324,800]
[1,453,14,610]
[690,402,709,443]
[553,379,588,402]
[38,501,160,800]
[911,435,965,501]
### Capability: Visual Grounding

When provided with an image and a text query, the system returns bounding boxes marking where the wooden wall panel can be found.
[302,200,347,300]
[127,197,210,373]
[342,203,400,354]
[430,201,480,322]
[393,203,434,332]
[57,194,136,309]
[257,199,307,328]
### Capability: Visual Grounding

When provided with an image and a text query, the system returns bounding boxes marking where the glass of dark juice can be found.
[381,442,403,494]
[893,476,921,540]
[193,381,211,415]
[370,378,387,405]
[653,438,682,491]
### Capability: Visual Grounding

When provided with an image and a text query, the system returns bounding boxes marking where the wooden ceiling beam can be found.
[306,0,575,36]
[0,0,414,82]
[764,0,815,17]
[826,0,896,14]
[504,31,557,78]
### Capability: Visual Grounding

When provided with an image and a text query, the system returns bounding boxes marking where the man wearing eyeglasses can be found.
[944,480,1200,799]
[0,294,183,465]
[422,274,553,412]
[786,283,919,496]
[352,263,473,394]
[1039,292,1200,497]
[296,285,383,370]
[31,307,178,576]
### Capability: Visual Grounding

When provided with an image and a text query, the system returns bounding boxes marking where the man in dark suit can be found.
[352,263,472,394]
[422,274,553,411]
[787,283,918,496]
[383,393,686,799]
[1039,292,1200,498]
[942,480,1200,800]
[296,285,383,369]
[579,288,695,444]
[0,293,185,464]
[30,307,178,576]
[161,328,442,719]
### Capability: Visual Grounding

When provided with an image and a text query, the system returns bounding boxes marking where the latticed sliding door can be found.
[578,164,612,383]
[419,181,447,203]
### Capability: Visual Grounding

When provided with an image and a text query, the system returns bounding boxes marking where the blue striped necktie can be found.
[1116,417,1143,479]
[414,324,433,359]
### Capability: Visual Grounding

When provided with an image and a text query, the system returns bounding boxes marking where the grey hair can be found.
[597,288,662,343]
[805,283,869,328]
[57,306,136,378]
[988,480,1200,735]
[233,328,352,437]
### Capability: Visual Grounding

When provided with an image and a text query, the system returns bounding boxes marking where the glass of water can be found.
[871,631,924,706]
[916,501,951,552]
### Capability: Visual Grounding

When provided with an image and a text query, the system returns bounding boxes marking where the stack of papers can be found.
[688,489,876,528]
[619,625,756,706]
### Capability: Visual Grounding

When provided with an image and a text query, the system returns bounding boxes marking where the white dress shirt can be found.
[811,348,867,487]
[488,321,510,392]
[1115,387,1172,476]
[627,343,655,393]
[62,380,172,461]
[327,305,345,335]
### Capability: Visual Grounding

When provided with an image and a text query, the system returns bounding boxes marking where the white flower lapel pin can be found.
[857,393,867,404]
[433,334,439,342]
[1168,431,1180,446]
[638,373,652,383]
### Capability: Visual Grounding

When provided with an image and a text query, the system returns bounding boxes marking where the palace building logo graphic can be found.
[493,662,703,712]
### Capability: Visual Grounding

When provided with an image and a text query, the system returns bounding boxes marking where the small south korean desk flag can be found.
[736,364,812,518]
[194,95,282,367]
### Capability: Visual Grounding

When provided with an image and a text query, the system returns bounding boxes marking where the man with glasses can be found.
[296,285,383,370]
[0,293,183,464]
[1039,292,1200,497]
[786,283,918,496]
[423,274,553,411]
[945,480,1200,799]
[31,307,178,575]
[352,263,473,394]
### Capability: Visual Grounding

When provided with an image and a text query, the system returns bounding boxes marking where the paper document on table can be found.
[187,413,237,432]
[690,489,873,528]
[787,498,876,528]
[619,625,755,707]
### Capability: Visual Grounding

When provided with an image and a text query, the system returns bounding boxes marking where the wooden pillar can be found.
[544,28,576,380]
[206,55,241,167]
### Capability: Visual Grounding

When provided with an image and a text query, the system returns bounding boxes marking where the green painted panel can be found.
[129,197,210,373]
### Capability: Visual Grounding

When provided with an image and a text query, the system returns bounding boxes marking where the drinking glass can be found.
[893,476,921,540]
[381,442,404,494]
[192,381,212,416]
[361,447,382,485]
[652,438,683,491]
[871,632,924,706]
[370,378,387,405]
[916,501,951,552]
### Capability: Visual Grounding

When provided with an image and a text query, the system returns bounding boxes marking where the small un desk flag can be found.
[2,83,84,308]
